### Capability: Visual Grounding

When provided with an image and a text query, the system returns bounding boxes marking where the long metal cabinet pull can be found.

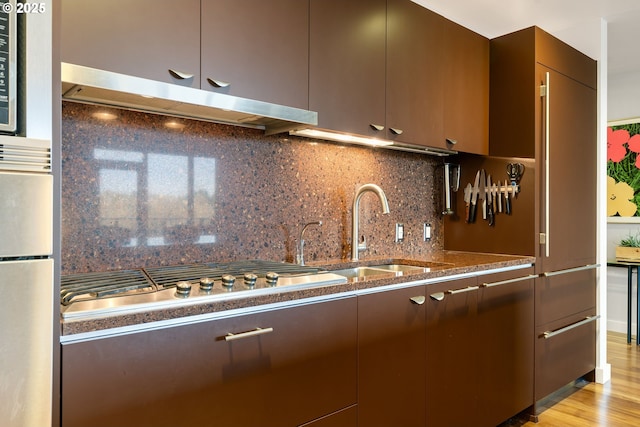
[541,71,550,258]
[542,264,600,278]
[429,286,479,301]
[224,327,274,341]
[542,315,600,339]
[446,286,479,295]
[481,274,539,288]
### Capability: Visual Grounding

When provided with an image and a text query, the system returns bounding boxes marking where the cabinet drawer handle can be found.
[370,124,384,131]
[168,69,195,80]
[446,286,479,295]
[429,286,479,301]
[445,138,457,145]
[389,127,403,135]
[481,274,539,288]
[542,315,599,339]
[429,292,445,301]
[224,327,274,341]
[542,264,600,278]
[410,296,426,305]
[207,78,231,88]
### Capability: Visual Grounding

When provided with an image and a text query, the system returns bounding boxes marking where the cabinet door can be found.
[538,64,597,271]
[425,277,478,427]
[385,0,443,147]
[200,0,309,108]
[476,269,535,427]
[61,0,200,87]
[535,308,597,400]
[535,269,596,401]
[62,297,357,427]
[358,285,426,427]
[309,0,386,136]
[442,19,489,155]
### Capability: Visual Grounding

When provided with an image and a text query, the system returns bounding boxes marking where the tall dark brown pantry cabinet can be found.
[489,26,598,410]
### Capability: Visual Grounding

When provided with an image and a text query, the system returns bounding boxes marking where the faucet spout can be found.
[351,184,390,262]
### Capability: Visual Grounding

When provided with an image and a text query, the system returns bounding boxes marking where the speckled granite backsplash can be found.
[61,102,444,274]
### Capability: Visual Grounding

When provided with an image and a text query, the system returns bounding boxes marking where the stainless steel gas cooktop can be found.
[60,260,347,320]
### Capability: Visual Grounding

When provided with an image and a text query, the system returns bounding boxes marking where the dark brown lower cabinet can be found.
[358,285,427,427]
[425,269,535,427]
[476,269,535,426]
[534,268,597,402]
[425,277,479,427]
[61,297,357,427]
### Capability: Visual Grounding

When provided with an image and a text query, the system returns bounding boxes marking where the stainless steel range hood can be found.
[61,63,318,135]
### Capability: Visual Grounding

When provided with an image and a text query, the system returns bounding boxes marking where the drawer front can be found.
[62,297,357,427]
[536,267,596,326]
[535,308,597,400]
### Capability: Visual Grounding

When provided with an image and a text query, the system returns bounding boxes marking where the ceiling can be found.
[412,0,640,78]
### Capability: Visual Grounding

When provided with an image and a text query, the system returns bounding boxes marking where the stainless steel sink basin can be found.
[368,264,428,273]
[329,267,395,280]
[330,262,451,280]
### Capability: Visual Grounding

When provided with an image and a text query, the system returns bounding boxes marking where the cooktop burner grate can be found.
[60,269,155,306]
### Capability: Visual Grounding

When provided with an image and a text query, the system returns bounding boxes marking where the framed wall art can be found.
[608,117,640,223]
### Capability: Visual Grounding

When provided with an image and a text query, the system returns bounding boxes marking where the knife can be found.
[479,169,486,220]
[469,171,480,223]
[497,182,503,213]
[487,174,494,226]
[505,180,512,215]
[463,183,472,223]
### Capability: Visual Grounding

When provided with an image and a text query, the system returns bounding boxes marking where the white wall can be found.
[606,70,640,335]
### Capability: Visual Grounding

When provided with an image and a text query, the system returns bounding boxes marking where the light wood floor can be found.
[506,332,640,426]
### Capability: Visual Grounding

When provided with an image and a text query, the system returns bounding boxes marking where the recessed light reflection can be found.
[92,111,118,121]
[164,120,185,130]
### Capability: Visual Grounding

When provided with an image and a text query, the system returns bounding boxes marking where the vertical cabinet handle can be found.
[224,327,274,341]
[541,71,550,258]
[168,69,195,80]
[410,296,426,305]
[207,78,231,88]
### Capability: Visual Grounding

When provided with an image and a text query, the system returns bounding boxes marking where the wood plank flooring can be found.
[504,332,640,426]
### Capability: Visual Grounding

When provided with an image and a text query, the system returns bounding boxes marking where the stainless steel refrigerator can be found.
[0,136,53,426]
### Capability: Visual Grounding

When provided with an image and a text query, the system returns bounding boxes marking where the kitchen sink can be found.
[330,262,450,280]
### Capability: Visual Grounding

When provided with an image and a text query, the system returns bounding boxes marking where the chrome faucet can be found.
[351,184,390,261]
[297,221,322,265]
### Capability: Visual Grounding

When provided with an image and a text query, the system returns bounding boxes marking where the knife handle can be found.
[465,203,470,223]
[505,193,512,215]
[469,202,477,223]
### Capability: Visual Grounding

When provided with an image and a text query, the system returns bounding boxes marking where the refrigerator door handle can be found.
[541,72,550,258]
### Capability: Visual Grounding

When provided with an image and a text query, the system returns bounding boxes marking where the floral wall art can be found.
[608,119,640,220]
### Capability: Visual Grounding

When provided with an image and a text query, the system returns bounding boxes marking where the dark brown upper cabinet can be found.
[309,0,387,138]
[309,0,489,154]
[442,18,490,155]
[61,0,309,108]
[61,0,201,87]
[386,0,445,149]
[200,0,309,109]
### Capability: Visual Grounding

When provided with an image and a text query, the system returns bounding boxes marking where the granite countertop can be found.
[60,251,535,337]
